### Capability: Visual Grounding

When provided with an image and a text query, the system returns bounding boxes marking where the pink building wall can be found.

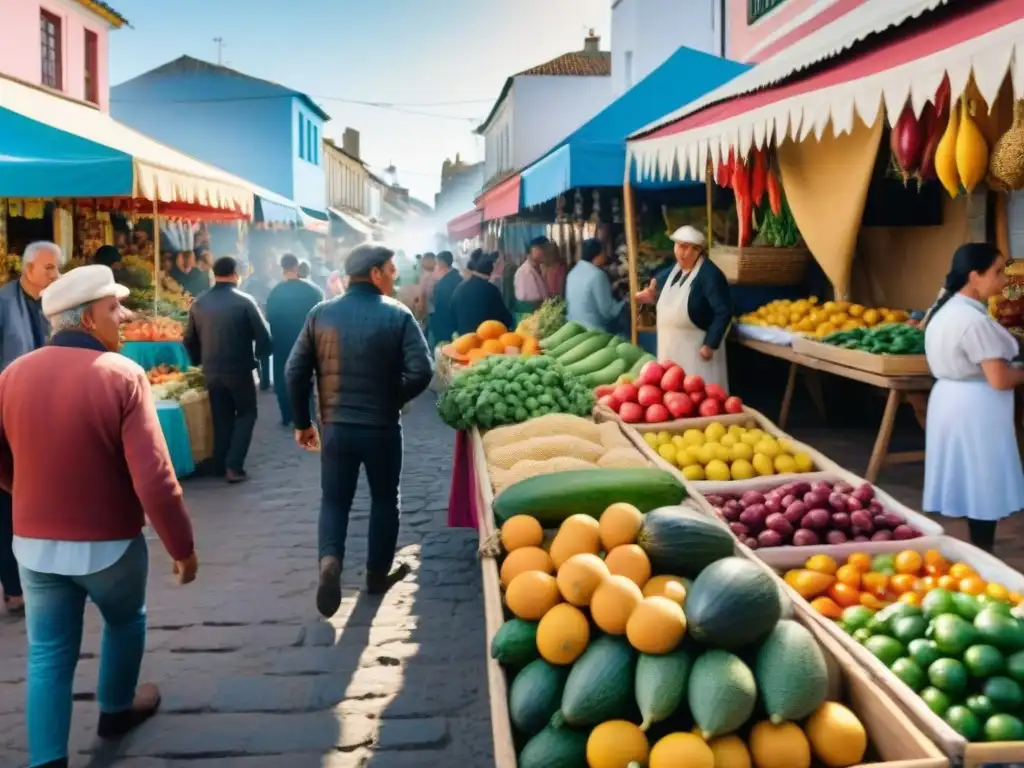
[0,0,112,111]
[728,0,867,63]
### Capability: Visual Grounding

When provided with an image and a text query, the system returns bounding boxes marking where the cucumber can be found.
[493,467,688,527]
[557,334,611,366]
[509,658,568,736]
[616,342,645,367]
[549,330,601,358]
[518,725,588,768]
[540,321,584,350]
[554,635,637,728]
[490,618,539,667]
[564,347,619,376]
[636,647,693,731]
[688,649,757,740]
[583,358,629,387]
[628,353,656,378]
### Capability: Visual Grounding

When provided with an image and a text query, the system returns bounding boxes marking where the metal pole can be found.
[152,198,160,314]
[706,158,714,248]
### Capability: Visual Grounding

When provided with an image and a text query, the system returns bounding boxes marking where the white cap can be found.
[669,225,706,247]
[41,265,130,319]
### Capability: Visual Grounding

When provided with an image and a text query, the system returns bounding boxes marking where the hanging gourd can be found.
[955,98,989,194]
[989,100,1024,191]
[890,104,924,184]
[934,98,961,197]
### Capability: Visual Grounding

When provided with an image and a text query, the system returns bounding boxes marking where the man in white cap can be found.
[634,225,733,387]
[0,265,198,768]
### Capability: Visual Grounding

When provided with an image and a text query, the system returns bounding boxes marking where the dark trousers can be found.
[257,356,272,391]
[272,355,292,425]
[319,423,402,575]
[207,372,258,474]
[0,490,20,600]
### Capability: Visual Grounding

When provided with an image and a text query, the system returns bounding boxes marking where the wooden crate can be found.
[710,245,811,286]
[793,336,931,377]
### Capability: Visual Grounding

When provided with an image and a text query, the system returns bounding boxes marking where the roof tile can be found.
[518,51,612,77]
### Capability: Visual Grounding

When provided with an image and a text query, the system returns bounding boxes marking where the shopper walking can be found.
[286,244,433,617]
[0,265,197,768]
[0,240,61,615]
[183,257,272,483]
[241,255,276,392]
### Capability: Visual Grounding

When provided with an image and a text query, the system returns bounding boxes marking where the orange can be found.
[805,554,839,576]
[828,583,861,608]
[835,564,862,589]
[924,549,946,568]
[949,563,975,580]
[986,582,1011,602]
[894,551,923,575]
[898,591,922,606]
[889,574,917,594]
[959,576,986,596]
[1009,591,1024,605]
[860,593,886,610]
[861,572,889,598]
[917,576,937,592]
[937,575,959,591]
[810,596,844,619]
[847,553,872,572]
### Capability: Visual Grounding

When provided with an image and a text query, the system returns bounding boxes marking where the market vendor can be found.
[452,249,514,335]
[923,242,1024,553]
[170,251,211,299]
[634,225,732,387]
[513,237,551,323]
[566,238,624,333]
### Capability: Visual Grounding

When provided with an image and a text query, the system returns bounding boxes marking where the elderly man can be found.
[0,241,60,616]
[0,265,197,768]
[286,244,432,618]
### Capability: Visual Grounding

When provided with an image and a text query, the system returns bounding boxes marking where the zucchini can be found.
[616,343,645,367]
[493,468,687,527]
[557,334,611,366]
[564,348,618,376]
[548,330,601,358]
[490,618,539,667]
[539,321,584,350]
[628,352,656,378]
[583,358,629,387]
[509,658,568,735]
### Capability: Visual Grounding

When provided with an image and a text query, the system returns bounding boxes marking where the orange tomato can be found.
[828,583,862,608]
[847,553,872,572]
[810,596,844,619]
[924,549,949,575]
[835,564,863,589]
[861,572,889,599]
[889,574,917,594]
[986,582,1011,602]
[949,563,975,580]
[916,576,937,592]
[860,593,886,610]
[894,550,924,575]
[898,591,922,606]
[937,575,959,591]
[959,576,986,596]
[805,554,839,576]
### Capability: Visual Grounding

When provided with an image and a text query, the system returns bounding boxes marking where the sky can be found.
[108,0,612,206]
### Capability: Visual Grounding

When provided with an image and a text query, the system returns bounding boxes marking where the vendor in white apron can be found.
[635,225,733,388]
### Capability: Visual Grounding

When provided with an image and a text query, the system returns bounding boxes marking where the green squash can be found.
[686,557,782,650]
[517,725,589,768]
[635,506,734,578]
[509,659,568,736]
[539,321,585,350]
[636,647,693,731]
[554,635,637,728]
[490,618,539,668]
[755,619,829,724]
[689,649,757,740]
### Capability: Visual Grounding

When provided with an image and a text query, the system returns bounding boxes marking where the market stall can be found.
[147,365,211,478]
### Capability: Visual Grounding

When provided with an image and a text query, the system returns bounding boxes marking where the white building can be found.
[610,0,726,97]
[323,128,387,220]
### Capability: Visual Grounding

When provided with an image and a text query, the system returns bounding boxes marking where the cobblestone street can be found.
[0,393,494,767]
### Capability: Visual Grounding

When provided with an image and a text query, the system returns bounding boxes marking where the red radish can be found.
[660,365,684,393]
[689,391,705,405]
[637,385,663,408]
[613,383,638,404]
[594,384,616,398]
[705,383,727,402]
[724,396,744,414]
[597,395,620,412]
[664,392,694,419]
[682,374,705,395]
[698,398,722,417]
[619,401,643,423]
[637,361,666,386]
[645,403,669,423]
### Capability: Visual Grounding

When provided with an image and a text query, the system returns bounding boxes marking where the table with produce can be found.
[121,315,191,371]
[146,364,211,475]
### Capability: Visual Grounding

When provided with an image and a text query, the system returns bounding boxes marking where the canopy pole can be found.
[152,199,160,314]
[705,159,713,248]
[623,176,640,346]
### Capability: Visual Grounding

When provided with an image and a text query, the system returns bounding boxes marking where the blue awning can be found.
[520,47,751,207]
[253,189,301,225]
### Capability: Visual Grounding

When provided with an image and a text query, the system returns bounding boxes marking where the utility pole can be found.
[213,37,225,65]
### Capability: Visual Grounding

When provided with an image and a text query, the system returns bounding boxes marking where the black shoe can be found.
[366,562,411,595]
[226,469,248,484]
[97,682,161,739]
[316,557,342,618]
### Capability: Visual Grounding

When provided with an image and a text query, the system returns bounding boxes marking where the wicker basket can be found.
[179,392,213,463]
[710,245,810,286]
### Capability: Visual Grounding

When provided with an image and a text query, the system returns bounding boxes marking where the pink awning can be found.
[477,174,521,221]
[447,207,482,240]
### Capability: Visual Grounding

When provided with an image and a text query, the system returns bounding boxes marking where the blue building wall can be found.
[292,99,325,211]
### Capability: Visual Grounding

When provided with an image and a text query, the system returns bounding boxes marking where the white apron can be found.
[656,259,729,388]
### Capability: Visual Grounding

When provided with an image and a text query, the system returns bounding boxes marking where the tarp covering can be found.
[477,174,520,221]
[447,208,482,240]
[329,207,376,237]
[0,75,254,215]
[519,47,749,206]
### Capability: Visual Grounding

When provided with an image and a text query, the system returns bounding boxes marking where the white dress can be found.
[656,259,729,389]
[923,293,1024,521]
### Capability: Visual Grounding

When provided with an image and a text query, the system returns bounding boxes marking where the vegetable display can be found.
[541,324,654,388]
[823,323,925,356]
[644,421,815,482]
[441,320,539,365]
[782,550,1024,743]
[596,360,744,424]
[436,354,593,431]
[739,298,910,337]
[148,366,206,403]
[121,315,184,342]
[516,297,567,341]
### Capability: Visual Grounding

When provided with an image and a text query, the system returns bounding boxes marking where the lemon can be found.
[777,438,793,453]
[730,459,755,480]
[849,304,865,317]
[720,434,738,448]
[677,450,700,469]
[714,444,733,462]
[753,439,781,459]
[774,454,797,474]
[696,443,718,466]
[728,424,746,437]
[643,433,659,448]
[682,464,706,481]
[730,442,754,462]
[705,459,731,482]
[683,446,703,465]
[671,435,686,449]
[740,432,760,447]
[752,453,775,477]
[682,429,705,447]
[656,431,672,445]
[658,444,677,464]
[831,311,850,325]
[793,452,815,472]
[704,422,727,442]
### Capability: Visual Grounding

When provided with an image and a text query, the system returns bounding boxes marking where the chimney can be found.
[583,29,600,55]
[342,127,360,159]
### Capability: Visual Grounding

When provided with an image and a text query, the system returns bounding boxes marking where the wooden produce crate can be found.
[768,537,1024,767]
[596,404,782,438]
[793,336,931,377]
[710,245,811,286]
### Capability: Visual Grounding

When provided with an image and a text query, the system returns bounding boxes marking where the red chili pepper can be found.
[766,167,783,217]
[751,149,767,207]
[715,149,734,188]
[732,156,752,248]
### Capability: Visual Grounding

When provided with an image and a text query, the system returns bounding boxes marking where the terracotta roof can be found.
[74,0,129,27]
[518,51,612,77]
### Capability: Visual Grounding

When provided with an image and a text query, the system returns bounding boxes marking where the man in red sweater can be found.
[0,265,198,768]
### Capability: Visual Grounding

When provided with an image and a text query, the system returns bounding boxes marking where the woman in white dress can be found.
[634,226,733,388]
[923,242,1024,552]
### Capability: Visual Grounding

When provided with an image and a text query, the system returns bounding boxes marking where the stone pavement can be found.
[0,392,494,767]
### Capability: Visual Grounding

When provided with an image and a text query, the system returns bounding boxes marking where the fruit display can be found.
[540,324,654,388]
[822,323,925,355]
[435,354,594,431]
[596,360,744,424]
[706,478,926,550]
[149,366,205,403]
[516,297,567,341]
[441,320,540,365]
[786,549,1024,743]
[121,315,184,342]
[481,414,651,494]
[491,500,884,768]
[146,363,186,386]
[643,421,815,482]
[739,298,910,337]
[989,260,1024,331]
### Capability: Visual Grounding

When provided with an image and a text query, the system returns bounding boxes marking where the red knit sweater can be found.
[0,343,194,561]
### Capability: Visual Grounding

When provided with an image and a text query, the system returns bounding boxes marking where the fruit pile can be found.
[707,479,924,549]
[596,361,744,425]
[492,503,873,768]
[441,320,539,365]
[146,363,185,386]
[121,315,183,342]
[786,551,1024,743]
[644,422,814,482]
[739,298,910,337]
[541,323,654,388]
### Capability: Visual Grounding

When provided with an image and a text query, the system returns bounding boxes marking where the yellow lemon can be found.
[831,311,850,325]
[714,444,733,462]
[730,442,754,462]
[671,435,686,449]
[682,464,706,481]
[777,438,793,453]
[676,450,700,469]
[793,452,815,472]
[862,308,880,326]
[730,459,755,480]
[728,424,746,437]
[705,460,731,482]
[643,433,659,448]
[740,431,761,447]
[704,422,727,442]
[656,431,672,445]
[720,434,738,448]
[696,443,718,466]
[823,300,838,313]
[753,439,781,459]
[752,453,775,477]
[682,429,706,447]
[808,295,819,305]
[848,304,865,317]
[658,444,677,464]
[684,446,704,465]
[774,454,798,474]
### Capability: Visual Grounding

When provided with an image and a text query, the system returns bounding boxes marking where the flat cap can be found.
[344,244,394,278]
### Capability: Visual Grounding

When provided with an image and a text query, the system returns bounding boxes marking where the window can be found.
[298,113,305,159]
[624,51,634,89]
[40,11,62,90]
[312,126,319,164]
[748,0,788,24]
[84,30,98,104]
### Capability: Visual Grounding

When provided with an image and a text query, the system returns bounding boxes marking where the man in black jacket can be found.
[285,244,432,617]
[184,257,272,483]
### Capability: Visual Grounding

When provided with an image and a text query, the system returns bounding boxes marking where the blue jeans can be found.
[20,536,148,766]
[319,423,402,575]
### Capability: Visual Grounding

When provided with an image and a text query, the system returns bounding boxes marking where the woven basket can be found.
[180,391,213,463]
[710,246,810,286]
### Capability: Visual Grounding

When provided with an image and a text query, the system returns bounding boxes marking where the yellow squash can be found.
[934,98,960,197]
[956,98,989,194]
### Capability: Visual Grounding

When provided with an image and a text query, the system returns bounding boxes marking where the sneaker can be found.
[97,682,161,739]
[366,562,411,595]
[316,557,342,618]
